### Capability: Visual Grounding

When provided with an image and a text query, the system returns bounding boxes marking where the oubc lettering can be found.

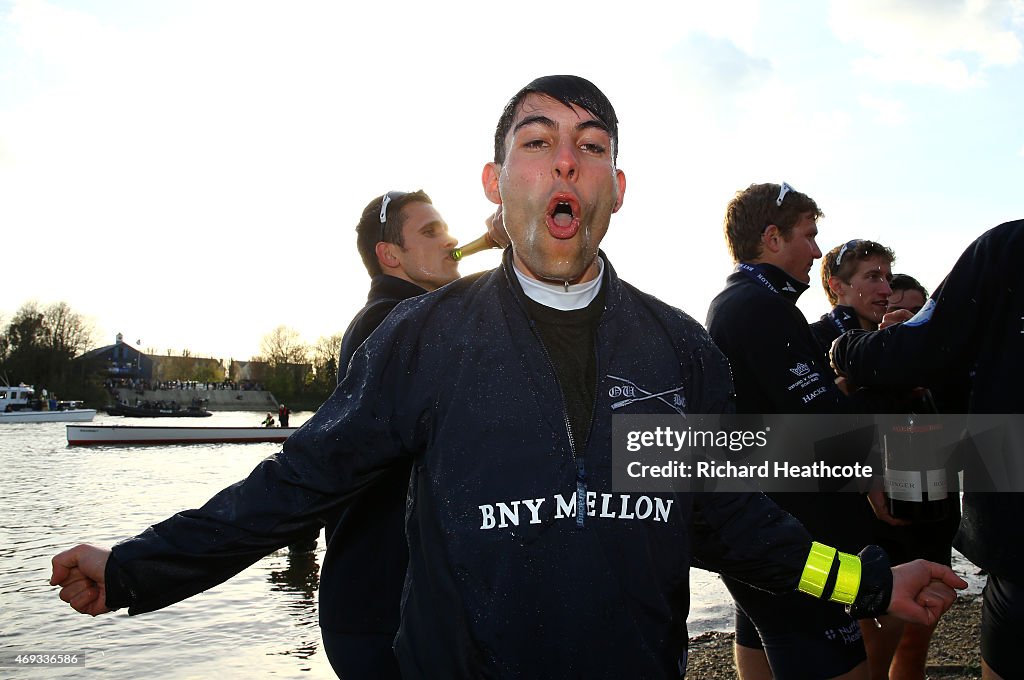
[479,492,673,529]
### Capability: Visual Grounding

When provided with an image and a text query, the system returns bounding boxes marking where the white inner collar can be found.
[513,257,604,311]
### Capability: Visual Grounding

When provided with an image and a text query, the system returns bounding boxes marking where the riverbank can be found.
[686,594,983,678]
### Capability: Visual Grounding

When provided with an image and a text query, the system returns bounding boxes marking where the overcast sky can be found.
[2,0,1022,361]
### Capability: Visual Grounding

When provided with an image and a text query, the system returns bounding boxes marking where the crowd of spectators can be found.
[103,378,267,402]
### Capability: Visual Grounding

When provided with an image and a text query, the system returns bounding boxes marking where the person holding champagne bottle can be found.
[811,243,961,679]
[325,190,505,677]
[832,220,1024,680]
[50,76,965,678]
[321,189,460,678]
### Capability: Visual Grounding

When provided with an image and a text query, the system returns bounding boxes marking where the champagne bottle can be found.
[450,233,500,261]
[882,413,955,522]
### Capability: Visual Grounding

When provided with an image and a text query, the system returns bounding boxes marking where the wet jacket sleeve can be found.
[105,312,432,615]
[689,324,893,618]
[690,491,812,591]
[689,493,893,617]
[685,327,812,591]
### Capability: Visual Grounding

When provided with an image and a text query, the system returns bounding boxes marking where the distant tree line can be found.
[252,325,343,409]
[1,302,344,411]
[0,301,99,401]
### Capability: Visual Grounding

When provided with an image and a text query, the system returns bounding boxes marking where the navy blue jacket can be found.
[320,274,427,634]
[706,265,874,551]
[105,253,861,678]
[809,305,861,360]
[707,264,851,414]
[336,275,429,382]
[832,220,1024,581]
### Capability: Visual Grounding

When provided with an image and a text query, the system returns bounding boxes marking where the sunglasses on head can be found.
[379,190,408,242]
[762,182,796,233]
[834,239,886,269]
[776,182,794,207]
[834,240,861,268]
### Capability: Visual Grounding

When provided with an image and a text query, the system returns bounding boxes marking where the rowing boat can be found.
[67,424,298,446]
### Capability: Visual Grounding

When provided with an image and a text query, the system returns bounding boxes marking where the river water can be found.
[1,412,982,678]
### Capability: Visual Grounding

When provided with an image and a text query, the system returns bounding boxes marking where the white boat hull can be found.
[1,409,97,424]
[67,424,298,445]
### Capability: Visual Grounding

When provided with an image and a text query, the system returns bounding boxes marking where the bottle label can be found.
[884,468,923,502]
[925,468,948,500]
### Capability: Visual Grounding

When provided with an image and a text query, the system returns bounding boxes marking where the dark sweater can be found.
[522,287,605,449]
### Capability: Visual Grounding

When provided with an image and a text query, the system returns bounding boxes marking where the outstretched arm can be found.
[691,492,966,627]
[49,305,434,618]
[50,544,112,616]
[793,542,966,625]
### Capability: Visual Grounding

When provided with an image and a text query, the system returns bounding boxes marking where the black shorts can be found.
[981,574,1024,678]
[725,575,866,679]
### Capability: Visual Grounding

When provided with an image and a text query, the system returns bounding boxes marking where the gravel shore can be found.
[686,594,983,679]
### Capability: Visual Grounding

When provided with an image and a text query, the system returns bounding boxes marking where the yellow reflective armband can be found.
[829,551,861,605]
[798,541,836,598]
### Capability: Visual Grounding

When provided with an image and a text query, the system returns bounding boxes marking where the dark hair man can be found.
[810,240,896,353]
[707,184,892,679]
[50,78,963,678]
[353,189,459,295]
[708,182,849,416]
[322,189,458,678]
[886,273,928,315]
[832,220,1024,680]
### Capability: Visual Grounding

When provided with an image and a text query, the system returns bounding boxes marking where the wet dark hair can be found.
[890,273,928,298]
[723,183,824,262]
[355,190,432,277]
[820,239,896,305]
[493,75,619,164]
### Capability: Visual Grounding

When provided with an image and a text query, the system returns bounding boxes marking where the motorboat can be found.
[1,384,96,423]
[67,424,298,445]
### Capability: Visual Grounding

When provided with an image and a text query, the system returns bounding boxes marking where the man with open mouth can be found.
[51,76,965,679]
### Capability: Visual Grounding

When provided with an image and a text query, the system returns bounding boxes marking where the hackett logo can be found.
[478,492,674,530]
[790,363,811,377]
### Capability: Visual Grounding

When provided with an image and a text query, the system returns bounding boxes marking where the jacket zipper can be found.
[577,335,603,529]
[506,256,607,530]
[530,322,603,529]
